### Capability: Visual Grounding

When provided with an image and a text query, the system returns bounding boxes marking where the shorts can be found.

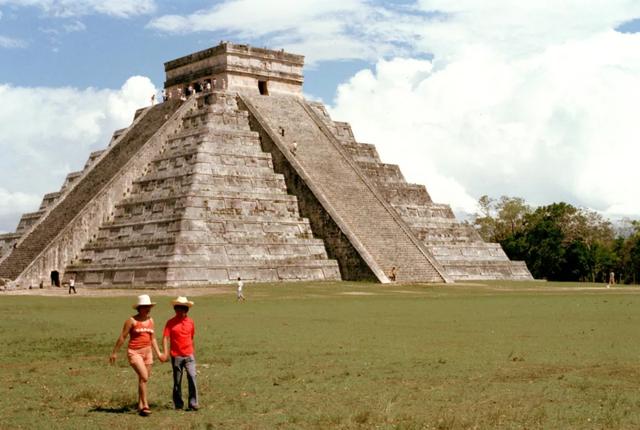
[127,346,153,366]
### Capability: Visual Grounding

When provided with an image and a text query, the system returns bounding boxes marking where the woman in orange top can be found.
[109,295,164,416]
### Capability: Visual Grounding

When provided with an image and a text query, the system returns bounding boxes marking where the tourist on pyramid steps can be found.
[68,276,76,294]
[162,89,168,102]
[389,266,397,282]
[109,295,165,417]
[205,81,212,92]
[150,94,155,105]
[237,277,246,302]
[160,297,199,411]
[290,141,298,156]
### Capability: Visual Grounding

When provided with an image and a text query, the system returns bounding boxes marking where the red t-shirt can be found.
[163,315,195,357]
[128,317,154,350]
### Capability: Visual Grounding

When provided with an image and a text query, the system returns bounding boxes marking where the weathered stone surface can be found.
[1,42,531,287]
[308,102,532,280]
[64,91,341,287]
[241,95,449,283]
[0,100,186,287]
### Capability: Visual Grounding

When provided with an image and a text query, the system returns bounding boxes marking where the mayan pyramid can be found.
[0,42,532,288]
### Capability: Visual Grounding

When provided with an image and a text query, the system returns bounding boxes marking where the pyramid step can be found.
[62,91,341,286]
[242,94,449,283]
[0,100,183,282]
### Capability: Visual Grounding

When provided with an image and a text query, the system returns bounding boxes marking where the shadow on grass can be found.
[89,404,136,414]
[89,401,173,414]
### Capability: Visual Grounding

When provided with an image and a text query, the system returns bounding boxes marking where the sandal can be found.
[139,408,152,417]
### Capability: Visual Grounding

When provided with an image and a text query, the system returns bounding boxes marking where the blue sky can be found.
[1,0,640,233]
[0,1,380,101]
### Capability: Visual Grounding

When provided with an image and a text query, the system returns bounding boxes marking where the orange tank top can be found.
[128,317,154,350]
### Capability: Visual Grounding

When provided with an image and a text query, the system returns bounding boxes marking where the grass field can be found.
[1,280,640,429]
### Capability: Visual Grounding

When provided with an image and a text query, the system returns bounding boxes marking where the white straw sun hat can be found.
[132,294,156,309]
[171,296,194,307]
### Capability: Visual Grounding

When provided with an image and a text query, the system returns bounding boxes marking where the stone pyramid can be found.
[66,92,341,287]
[0,42,531,288]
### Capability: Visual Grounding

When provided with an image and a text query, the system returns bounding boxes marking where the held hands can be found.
[158,352,168,363]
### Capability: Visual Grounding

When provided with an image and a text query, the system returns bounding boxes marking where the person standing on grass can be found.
[68,275,76,294]
[237,276,246,302]
[161,296,199,411]
[109,295,164,416]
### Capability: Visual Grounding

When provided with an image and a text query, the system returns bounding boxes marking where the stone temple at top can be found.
[0,42,532,288]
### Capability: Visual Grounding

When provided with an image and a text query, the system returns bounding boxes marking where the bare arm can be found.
[151,336,163,360]
[150,318,164,361]
[160,335,169,362]
[109,318,132,364]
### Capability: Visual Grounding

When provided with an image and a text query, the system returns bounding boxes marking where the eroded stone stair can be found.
[241,94,450,283]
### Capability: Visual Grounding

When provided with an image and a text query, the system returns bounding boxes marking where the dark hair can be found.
[174,305,189,312]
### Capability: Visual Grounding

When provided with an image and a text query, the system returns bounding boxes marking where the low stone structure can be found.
[0,42,531,288]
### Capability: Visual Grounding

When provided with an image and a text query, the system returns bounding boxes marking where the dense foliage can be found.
[474,196,640,283]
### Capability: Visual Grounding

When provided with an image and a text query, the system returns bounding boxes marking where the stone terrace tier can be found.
[307,102,533,281]
[0,100,182,282]
[241,94,450,283]
[67,92,340,287]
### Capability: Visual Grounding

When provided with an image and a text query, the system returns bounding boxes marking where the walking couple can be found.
[109,295,199,416]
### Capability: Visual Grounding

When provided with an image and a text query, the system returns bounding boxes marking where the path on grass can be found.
[1,285,232,297]
[2,281,638,298]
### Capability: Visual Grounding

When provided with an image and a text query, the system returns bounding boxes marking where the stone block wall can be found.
[66,91,340,287]
[306,101,533,280]
[0,100,186,287]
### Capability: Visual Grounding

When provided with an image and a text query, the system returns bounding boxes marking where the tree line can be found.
[473,196,640,284]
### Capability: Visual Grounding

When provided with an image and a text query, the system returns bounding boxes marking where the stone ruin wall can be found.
[1,43,532,287]
[5,100,193,287]
[240,98,378,282]
[164,43,304,99]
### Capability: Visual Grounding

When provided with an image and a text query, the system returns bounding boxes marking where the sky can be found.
[1,0,639,233]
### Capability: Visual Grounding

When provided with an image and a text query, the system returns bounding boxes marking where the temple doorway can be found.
[258,80,269,95]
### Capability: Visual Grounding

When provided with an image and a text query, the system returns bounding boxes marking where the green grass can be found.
[1,280,640,429]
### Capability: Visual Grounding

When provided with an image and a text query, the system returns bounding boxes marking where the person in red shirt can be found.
[161,296,199,410]
[109,294,164,416]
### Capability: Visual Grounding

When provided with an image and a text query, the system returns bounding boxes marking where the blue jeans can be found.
[171,355,198,409]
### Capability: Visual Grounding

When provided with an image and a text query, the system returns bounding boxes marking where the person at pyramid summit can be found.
[161,296,199,411]
[109,294,164,416]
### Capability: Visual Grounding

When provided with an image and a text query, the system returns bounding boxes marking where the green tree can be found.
[474,195,496,241]
[473,195,530,242]
[618,221,640,284]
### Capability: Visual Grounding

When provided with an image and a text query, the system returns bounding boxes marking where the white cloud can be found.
[147,0,404,63]
[62,19,85,32]
[0,34,26,48]
[0,76,156,231]
[0,0,156,18]
[142,0,640,216]
[0,188,40,217]
[4,0,640,223]
[330,29,640,217]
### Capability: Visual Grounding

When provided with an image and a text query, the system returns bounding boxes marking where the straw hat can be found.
[171,296,194,307]
[132,294,156,309]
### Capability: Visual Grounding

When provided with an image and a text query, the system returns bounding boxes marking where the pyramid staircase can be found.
[1,42,532,288]
[307,103,532,280]
[0,101,184,286]
[1,93,341,288]
[65,92,340,286]
[241,94,450,283]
